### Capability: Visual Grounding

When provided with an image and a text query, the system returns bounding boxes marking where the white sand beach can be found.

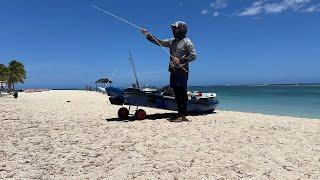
[1,90,319,179]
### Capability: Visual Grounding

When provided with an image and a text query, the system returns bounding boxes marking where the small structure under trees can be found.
[0,81,7,93]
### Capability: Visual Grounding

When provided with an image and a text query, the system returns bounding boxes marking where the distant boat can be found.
[254,84,269,87]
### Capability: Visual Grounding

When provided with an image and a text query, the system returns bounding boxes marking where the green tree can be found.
[6,60,27,92]
[0,64,9,81]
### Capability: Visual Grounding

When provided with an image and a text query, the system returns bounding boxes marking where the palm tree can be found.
[0,64,8,93]
[0,64,8,81]
[6,60,26,92]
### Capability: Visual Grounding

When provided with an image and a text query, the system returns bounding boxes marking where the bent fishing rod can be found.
[91,4,188,73]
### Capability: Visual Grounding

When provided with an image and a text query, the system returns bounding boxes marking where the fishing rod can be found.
[91,4,188,72]
[109,68,117,82]
[103,68,117,88]
[129,50,140,89]
[91,5,142,30]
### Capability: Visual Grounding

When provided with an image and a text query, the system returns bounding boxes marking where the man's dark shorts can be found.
[170,71,188,88]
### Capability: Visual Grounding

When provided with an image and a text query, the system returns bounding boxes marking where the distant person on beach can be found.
[141,21,197,122]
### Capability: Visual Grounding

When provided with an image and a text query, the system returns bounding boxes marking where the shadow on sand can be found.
[105,111,216,122]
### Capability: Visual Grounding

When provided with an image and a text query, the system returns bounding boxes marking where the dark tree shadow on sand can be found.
[105,111,216,122]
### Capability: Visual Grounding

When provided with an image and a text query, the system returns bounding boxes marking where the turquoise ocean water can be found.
[190,85,320,119]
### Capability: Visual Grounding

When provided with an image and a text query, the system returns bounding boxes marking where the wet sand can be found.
[1,90,319,179]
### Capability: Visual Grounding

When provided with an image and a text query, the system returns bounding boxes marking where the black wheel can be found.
[13,91,18,98]
[118,107,129,119]
[135,109,146,120]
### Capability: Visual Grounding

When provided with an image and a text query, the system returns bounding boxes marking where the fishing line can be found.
[104,68,117,87]
[91,4,142,30]
[91,4,188,72]
[110,68,117,81]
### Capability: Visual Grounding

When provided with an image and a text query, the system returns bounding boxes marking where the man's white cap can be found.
[171,21,186,28]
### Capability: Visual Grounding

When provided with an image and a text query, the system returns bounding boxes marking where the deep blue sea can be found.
[190,85,320,119]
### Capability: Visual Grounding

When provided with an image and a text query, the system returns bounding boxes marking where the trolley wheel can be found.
[13,91,18,98]
[118,107,129,119]
[135,109,146,120]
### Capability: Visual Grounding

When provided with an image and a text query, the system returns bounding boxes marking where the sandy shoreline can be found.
[1,90,319,179]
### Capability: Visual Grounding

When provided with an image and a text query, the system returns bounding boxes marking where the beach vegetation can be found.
[0,60,26,92]
[0,64,9,81]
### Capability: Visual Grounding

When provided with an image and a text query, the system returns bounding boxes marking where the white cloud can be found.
[238,0,314,16]
[238,1,264,16]
[201,0,228,16]
[201,9,209,15]
[264,3,288,13]
[202,0,319,17]
[303,3,320,12]
[266,0,311,13]
[210,0,228,9]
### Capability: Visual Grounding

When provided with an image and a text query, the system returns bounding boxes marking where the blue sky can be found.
[0,0,319,88]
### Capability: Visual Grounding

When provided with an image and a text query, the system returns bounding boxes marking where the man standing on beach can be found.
[141,21,197,122]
